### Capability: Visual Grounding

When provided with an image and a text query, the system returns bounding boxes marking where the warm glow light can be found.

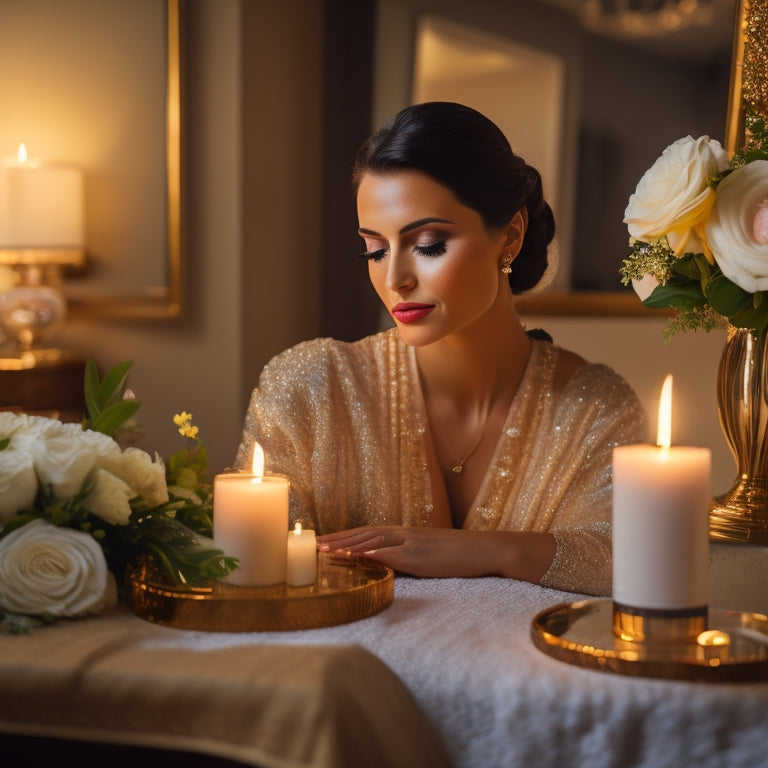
[16,142,27,163]
[656,374,673,448]
[251,442,265,478]
[293,522,302,536]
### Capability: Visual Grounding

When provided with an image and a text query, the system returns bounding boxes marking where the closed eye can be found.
[414,240,447,257]
[359,248,387,263]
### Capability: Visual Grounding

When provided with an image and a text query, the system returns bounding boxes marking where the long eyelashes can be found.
[359,248,387,263]
[414,240,447,257]
[358,240,447,262]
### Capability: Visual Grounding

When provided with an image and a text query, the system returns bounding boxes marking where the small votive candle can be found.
[213,443,289,586]
[286,522,317,587]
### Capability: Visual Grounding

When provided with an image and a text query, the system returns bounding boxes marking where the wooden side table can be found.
[0,350,87,422]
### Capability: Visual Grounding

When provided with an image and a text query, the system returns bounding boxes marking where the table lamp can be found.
[0,143,86,366]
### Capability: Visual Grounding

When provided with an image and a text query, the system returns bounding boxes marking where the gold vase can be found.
[709,326,768,544]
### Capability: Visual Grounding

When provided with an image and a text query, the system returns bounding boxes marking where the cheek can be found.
[430,251,497,307]
[368,262,387,298]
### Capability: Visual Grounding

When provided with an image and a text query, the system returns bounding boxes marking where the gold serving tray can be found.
[532,599,768,682]
[129,553,394,632]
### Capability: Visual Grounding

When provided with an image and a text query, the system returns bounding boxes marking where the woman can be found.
[235,102,647,595]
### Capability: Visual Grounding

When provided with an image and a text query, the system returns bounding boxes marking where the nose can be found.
[385,248,417,293]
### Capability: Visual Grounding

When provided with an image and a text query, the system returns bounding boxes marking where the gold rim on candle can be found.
[612,603,708,644]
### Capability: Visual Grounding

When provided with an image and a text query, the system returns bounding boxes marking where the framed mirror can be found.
[0,0,181,320]
[402,0,739,315]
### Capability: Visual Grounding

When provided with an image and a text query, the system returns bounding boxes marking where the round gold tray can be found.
[531,599,768,682]
[129,553,394,632]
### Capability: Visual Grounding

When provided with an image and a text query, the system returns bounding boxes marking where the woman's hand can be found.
[316,526,556,582]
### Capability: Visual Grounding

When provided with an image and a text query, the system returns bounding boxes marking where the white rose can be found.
[107,447,168,507]
[0,447,37,523]
[706,160,768,293]
[29,421,121,500]
[81,468,135,526]
[0,519,117,619]
[0,413,57,524]
[624,136,729,247]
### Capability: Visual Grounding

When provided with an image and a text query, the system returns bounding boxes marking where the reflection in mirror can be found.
[410,0,736,314]
[0,0,181,320]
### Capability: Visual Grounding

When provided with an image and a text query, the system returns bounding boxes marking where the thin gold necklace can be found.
[445,413,491,475]
[449,431,485,474]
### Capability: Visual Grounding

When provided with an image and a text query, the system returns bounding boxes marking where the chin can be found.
[394,324,446,348]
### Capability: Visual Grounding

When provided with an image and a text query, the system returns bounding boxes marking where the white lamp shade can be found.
[0,164,84,249]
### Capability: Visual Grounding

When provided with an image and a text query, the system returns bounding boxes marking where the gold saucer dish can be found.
[532,598,768,682]
[129,552,394,632]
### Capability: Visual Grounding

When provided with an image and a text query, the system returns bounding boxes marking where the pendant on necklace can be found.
[452,464,464,474]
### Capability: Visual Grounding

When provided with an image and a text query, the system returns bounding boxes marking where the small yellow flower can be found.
[173,412,198,439]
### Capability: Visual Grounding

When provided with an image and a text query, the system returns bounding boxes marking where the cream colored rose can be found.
[28,421,121,500]
[0,447,37,524]
[108,447,168,507]
[706,160,768,293]
[81,468,135,526]
[0,519,117,618]
[624,136,729,250]
[0,412,48,524]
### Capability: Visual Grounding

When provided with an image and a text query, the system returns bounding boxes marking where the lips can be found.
[392,302,435,324]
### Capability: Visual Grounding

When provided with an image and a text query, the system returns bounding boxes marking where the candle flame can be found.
[657,374,673,448]
[17,143,27,163]
[251,442,265,478]
[294,522,302,535]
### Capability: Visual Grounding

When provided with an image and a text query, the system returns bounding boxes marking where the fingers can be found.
[317,526,403,555]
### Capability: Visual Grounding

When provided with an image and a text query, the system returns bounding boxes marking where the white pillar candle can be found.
[612,375,711,611]
[286,522,317,587]
[213,443,289,586]
[0,144,84,248]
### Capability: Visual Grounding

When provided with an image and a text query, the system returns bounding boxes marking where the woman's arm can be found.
[317,526,556,582]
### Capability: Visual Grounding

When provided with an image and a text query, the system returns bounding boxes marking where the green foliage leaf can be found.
[642,279,706,311]
[90,400,141,437]
[669,253,706,281]
[83,359,141,436]
[0,437,10,450]
[704,274,753,317]
[125,509,237,586]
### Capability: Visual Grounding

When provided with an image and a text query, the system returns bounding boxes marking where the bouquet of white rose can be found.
[0,361,237,632]
[620,118,768,339]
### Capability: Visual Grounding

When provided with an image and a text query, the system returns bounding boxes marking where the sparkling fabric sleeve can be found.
[535,361,649,595]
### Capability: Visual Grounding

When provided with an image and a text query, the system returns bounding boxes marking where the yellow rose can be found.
[624,136,729,253]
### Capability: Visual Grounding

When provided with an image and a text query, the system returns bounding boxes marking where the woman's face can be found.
[356,171,513,347]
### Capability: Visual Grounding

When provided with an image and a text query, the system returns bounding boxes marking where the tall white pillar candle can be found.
[286,522,317,587]
[213,443,289,587]
[612,375,711,612]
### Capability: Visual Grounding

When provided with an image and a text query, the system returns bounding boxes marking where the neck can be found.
[416,305,532,415]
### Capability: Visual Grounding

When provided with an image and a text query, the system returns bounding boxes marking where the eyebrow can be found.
[358,217,455,237]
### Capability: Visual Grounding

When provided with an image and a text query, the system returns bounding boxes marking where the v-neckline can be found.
[407,340,546,528]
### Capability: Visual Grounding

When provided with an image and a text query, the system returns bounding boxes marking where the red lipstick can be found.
[392,302,435,323]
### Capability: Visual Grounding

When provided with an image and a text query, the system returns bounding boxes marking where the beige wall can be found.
[24,0,325,475]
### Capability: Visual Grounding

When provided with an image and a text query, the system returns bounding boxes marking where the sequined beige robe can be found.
[235,328,648,596]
